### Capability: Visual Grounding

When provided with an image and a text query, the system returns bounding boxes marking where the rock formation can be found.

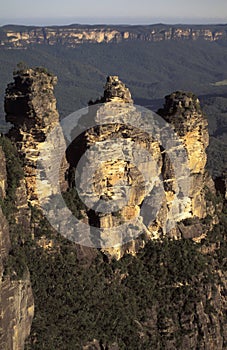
[66,77,216,258]
[158,91,216,220]
[91,75,133,104]
[4,72,217,258]
[5,67,68,206]
[0,70,226,349]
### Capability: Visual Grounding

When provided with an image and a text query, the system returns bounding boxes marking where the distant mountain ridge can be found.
[1,23,227,48]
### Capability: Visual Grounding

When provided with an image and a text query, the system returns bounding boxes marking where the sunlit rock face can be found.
[158,91,215,220]
[5,71,216,259]
[158,91,209,174]
[65,77,216,259]
[5,68,68,206]
[2,25,227,48]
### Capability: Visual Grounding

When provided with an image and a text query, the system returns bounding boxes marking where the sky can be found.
[0,0,227,25]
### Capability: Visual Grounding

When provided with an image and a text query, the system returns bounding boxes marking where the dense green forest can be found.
[24,216,227,349]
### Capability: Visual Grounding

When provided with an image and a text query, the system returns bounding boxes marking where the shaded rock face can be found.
[215,172,227,201]
[0,147,34,350]
[5,68,68,205]
[103,76,133,103]
[90,75,133,105]
[66,78,216,258]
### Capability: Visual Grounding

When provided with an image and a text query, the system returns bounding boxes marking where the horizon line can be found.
[1,21,227,27]
[0,16,227,27]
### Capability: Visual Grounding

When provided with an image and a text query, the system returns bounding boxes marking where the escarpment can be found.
[1,24,227,48]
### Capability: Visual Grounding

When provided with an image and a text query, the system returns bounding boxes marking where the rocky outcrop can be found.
[1,271,34,350]
[90,75,133,104]
[1,24,227,48]
[0,146,34,350]
[6,72,216,258]
[66,77,216,258]
[5,68,68,206]
[158,91,216,221]
[158,91,209,173]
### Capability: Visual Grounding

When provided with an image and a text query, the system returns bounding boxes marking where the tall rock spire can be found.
[90,76,133,105]
[103,76,133,103]
[5,67,68,205]
[158,91,215,222]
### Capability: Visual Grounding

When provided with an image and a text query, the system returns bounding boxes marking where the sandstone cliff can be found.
[1,24,227,48]
[5,71,217,258]
[65,77,216,258]
[158,91,217,222]
[5,67,68,206]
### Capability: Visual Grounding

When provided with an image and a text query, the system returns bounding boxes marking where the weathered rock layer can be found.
[1,24,227,48]
[66,77,216,258]
[158,91,216,221]
[5,68,68,206]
